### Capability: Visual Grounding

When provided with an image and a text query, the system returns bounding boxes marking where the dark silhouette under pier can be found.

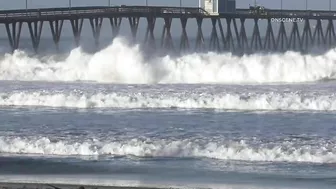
[0,5,336,53]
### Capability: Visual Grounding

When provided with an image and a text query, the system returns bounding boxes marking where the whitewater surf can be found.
[1,37,336,84]
[0,86,336,111]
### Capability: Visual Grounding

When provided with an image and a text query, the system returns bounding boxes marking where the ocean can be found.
[0,36,336,189]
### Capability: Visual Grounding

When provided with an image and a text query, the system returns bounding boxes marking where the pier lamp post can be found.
[25,0,28,10]
[146,0,148,6]
[108,0,110,6]
[305,0,308,10]
[69,0,72,8]
[330,0,332,11]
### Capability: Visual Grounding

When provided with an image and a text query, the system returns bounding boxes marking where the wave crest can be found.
[1,37,336,84]
[1,90,336,111]
[0,136,335,163]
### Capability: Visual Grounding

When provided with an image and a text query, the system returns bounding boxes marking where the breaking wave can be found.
[0,136,335,163]
[1,37,336,84]
[1,90,336,111]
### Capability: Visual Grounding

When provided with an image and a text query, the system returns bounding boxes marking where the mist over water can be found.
[1,37,336,84]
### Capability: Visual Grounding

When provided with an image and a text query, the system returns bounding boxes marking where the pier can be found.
[0,5,336,53]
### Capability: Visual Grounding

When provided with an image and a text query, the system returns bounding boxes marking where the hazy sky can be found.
[0,0,335,47]
[0,0,334,10]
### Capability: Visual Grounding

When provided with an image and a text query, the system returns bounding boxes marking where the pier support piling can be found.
[301,19,313,51]
[180,17,190,52]
[313,19,326,46]
[128,17,139,43]
[49,20,64,51]
[250,18,262,51]
[27,21,43,52]
[195,17,205,52]
[5,22,22,52]
[161,17,174,51]
[264,19,276,50]
[70,18,84,47]
[209,18,220,51]
[276,22,288,51]
[232,19,240,50]
[239,18,249,51]
[325,19,336,48]
[225,18,235,51]
[89,17,103,48]
[217,18,226,51]
[109,17,122,39]
[144,17,156,50]
[288,22,302,51]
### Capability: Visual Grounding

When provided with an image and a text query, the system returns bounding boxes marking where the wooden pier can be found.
[0,5,336,53]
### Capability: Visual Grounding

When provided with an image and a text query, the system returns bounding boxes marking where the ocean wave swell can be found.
[0,90,336,111]
[1,37,336,84]
[0,136,335,163]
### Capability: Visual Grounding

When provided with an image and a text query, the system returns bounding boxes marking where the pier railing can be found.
[2,5,336,20]
[0,6,209,20]
[232,9,336,17]
[1,5,336,53]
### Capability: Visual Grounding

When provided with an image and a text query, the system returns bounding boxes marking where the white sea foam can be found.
[0,90,336,111]
[0,136,335,163]
[1,37,336,84]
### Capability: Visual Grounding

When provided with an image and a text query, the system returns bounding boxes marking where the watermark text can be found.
[271,18,304,23]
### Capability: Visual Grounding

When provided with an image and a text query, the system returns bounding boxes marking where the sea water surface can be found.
[0,37,336,189]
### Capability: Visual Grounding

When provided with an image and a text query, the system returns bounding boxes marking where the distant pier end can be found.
[0,1,335,53]
[200,0,236,15]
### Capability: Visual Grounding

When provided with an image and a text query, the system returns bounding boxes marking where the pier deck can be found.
[0,5,336,53]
